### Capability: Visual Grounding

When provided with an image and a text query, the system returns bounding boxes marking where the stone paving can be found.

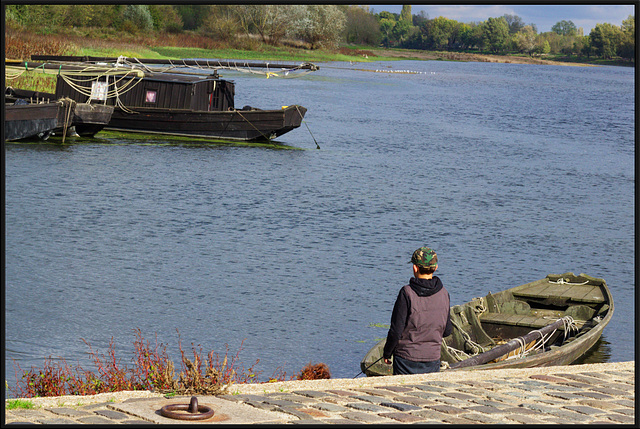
[4,361,635,424]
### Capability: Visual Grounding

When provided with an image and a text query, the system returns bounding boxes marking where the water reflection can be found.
[572,336,612,365]
[5,131,303,150]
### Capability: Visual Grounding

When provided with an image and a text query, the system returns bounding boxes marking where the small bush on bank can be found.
[296,362,331,380]
[7,328,307,399]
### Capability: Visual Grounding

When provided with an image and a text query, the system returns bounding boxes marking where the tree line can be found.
[368,6,635,61]
[5,4,635,61]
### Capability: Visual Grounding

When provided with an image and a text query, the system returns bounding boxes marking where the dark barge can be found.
[4,100,62,141]
[5,87,114,139]
[52,70,307,142]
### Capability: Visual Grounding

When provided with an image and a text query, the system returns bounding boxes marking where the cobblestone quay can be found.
[4,361,634,424]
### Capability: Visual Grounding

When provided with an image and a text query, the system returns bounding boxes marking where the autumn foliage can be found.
[296,362,331,380]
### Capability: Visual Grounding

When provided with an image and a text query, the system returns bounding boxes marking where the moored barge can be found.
[52,69,307,142]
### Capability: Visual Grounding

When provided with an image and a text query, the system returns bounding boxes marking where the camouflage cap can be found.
[410,247,438,268]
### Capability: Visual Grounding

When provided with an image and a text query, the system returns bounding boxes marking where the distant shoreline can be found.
[359,48,599,67]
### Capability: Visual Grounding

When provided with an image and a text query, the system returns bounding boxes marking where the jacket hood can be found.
[409,276,443,297]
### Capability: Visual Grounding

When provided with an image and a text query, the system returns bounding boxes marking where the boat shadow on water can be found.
[5,131,306,150]
[572,335,612,365]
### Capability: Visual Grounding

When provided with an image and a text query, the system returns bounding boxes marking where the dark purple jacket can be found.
[383,276,452,362]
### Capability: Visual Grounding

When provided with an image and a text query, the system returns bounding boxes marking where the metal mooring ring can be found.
[160,396,215,421]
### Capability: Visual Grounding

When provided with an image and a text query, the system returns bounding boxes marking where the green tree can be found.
[457,22,476,49]
[590,22,622,59]
[581,36,596,58]
[377,11,397,47]
[392,18,412,45]
[86,5,119,28]
[503,14,525,34]
[538,31,565,54]
[413,10,429,27]
[234,5,304,45]
[148,5,183,33]
[572,36,590,58]
[199,5,240,42]
[469,23,485,50]
[400,5,412,24]
[46,4,95,27]
[551,20,577,36]
[513,25,536,55]
[480,17,509,53]
[539,40,551,55]
[427,16,458,50]
[621,14,635,34]
[6,5,63,30]
[618,15,635,61]
[291,5,346,49]
[115,5,153,33]
[175,5,208,31]
[345,6,381,45]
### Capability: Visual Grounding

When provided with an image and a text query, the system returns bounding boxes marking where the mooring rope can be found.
[60,98,75,144]
[295,105,320,149]
[445,315,579,366]
[502,315,578,361]
[59,70,143,101]
[548,278,590,285]
[445,345,471,362]
[450,319,487,355]
[474,302,487,316]
[234,110,272,141]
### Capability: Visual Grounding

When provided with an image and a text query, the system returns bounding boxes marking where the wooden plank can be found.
[481,313,560,329]
[513,282,571,299]
[511,283,552,297]
[514,284,605,304]
[560,285,593,301]
[568,285,605,303]
[528,317,557,328]
[504,314,528,325]
[545,284,575,299]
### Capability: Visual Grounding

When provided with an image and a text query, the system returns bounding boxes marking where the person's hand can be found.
[383,358,392,365]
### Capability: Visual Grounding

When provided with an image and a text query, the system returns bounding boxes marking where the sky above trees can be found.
[373,4,635,34]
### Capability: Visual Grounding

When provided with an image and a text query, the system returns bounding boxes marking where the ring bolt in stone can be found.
[160,396,214,421]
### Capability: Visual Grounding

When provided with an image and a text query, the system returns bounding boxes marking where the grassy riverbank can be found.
[5,40,613,95]
[7,26,632,67]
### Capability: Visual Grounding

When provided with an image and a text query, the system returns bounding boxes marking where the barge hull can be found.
[106,105,307,141]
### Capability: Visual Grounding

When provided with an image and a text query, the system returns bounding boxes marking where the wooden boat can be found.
[44,63,308,142]
[360,272,613,376]
[4,101,62,141]
[5,87,114,138]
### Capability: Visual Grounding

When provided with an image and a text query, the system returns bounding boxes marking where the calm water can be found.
[4,60,634,393]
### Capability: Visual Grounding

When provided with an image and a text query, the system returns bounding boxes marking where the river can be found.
[4,59,634,394]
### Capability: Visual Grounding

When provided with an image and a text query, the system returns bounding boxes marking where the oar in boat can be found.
[448,316,571,369]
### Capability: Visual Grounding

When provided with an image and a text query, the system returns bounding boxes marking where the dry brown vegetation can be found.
[5,30,76,60]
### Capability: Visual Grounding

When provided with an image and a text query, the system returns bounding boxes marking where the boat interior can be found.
[441,274,610,364]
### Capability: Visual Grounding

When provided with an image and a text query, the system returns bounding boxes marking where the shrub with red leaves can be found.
[296,362,331,380]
